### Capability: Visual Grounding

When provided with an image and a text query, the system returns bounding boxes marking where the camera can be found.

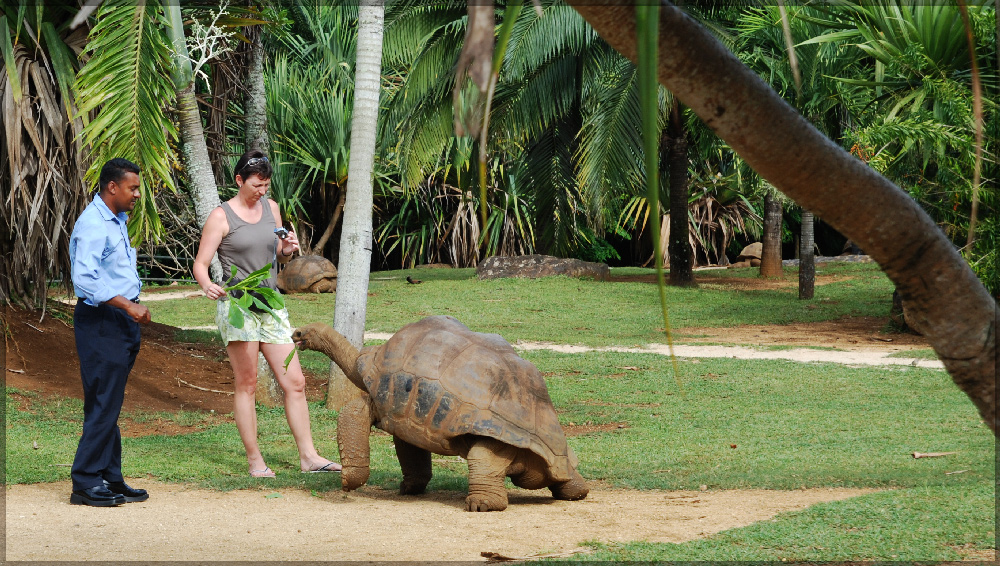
[274,227,289,239]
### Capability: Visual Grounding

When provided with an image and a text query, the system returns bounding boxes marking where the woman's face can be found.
[237,173,271,204]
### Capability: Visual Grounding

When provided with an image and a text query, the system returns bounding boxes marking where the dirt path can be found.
[7,480,874,561]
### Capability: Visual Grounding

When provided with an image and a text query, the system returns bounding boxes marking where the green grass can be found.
[572,484,994,561]
[888,348,940,360]
[143,263,898,347]
[10,352,991,490]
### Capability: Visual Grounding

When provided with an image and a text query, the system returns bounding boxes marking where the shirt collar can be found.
[93,193,129,224]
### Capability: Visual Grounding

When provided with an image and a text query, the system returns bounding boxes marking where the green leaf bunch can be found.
[222,263,284,329]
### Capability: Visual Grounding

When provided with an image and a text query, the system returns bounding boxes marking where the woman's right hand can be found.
[203,283,226,301]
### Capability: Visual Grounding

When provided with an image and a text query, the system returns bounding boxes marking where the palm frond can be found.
[74,0,177,246]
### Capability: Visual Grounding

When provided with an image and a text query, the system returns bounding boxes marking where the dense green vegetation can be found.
[2,0,996,300]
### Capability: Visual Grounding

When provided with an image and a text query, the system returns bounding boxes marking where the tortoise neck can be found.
[314,329,365,390]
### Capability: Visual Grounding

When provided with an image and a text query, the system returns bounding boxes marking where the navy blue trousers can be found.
[71,301,141,491]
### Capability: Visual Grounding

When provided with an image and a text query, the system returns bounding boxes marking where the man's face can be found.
[108,172,141,214]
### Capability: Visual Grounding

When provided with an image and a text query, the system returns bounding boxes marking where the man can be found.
[69,158,151,507]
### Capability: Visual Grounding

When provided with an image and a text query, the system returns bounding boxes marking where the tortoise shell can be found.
[277,255,338,293]
[355,315,578,481]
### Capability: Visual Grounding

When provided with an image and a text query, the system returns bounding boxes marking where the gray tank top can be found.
[217,201,279,290]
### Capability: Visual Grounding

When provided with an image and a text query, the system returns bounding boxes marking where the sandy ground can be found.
[6,480,875,561]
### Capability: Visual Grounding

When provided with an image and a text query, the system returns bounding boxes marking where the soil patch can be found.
[677,315,929,351]
[610,272,852,291]
[6,480,876,561]
[3,304,329,421]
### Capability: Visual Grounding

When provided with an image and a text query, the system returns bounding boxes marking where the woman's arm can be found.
[271,199,300,264]
[194,207,229,300]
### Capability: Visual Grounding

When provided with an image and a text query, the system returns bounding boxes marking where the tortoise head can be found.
[291,323,365,390]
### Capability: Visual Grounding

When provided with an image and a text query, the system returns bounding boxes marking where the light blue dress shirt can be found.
[70,194,142,306]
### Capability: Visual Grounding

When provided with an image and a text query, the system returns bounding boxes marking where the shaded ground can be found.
[4,282,941,561]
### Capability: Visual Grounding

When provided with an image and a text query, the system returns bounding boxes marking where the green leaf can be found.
[227,301,245,329]
[255,287,286,310]
[283,347,296,371]
[243,262,274,283]
[0,16,22,102]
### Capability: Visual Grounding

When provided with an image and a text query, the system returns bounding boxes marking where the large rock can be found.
[476,255,610,281]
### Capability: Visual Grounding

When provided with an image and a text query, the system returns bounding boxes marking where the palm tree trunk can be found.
[244,26,269,154]
[760,192,783,278]
[799,210,815,300]
[666,99,694,286]
[166,4,222,283]
[328,1,384,410]
[169,6,281,406]
[567,0,997,434]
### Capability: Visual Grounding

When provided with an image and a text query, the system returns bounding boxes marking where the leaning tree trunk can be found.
[799,210,815,300]
[166,4,222,283]
[328,1,385,410]
[567,0,998,434]
[760,192,784,278]
[666,98,695,286]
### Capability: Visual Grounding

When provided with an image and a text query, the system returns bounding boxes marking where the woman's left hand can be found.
[280,229,300,256]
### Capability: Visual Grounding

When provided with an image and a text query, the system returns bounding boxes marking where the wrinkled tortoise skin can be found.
[357,315,578,481]
[277,255,338,293]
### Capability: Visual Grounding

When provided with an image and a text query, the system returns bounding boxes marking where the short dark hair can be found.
[234,150,273,182]
[99,158,140,192]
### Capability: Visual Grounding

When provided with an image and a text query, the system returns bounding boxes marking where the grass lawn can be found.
[15,261,996,561]
[139,262,899,346]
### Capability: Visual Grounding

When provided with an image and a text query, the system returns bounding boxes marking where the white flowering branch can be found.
[173,2,235,88]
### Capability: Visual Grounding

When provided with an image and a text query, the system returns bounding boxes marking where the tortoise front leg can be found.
[393,437,432,495]
[464,437,517,512]
[337,394,375,491]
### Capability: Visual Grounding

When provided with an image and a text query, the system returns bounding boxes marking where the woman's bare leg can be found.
[228,340,269,473]
[260,342,340,471]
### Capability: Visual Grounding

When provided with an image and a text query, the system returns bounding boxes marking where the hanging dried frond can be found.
[1,31,91,307]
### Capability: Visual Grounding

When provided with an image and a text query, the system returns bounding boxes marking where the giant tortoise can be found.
[291,315,588,511]
[277,255,337,293]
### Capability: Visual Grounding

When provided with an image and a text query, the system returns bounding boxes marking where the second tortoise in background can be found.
[277,255,338,293]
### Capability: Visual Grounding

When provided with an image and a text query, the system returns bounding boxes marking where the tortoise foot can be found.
[465,493,508,512]
[399,480,427,495]
[341,466,369,492]
[550,472,589,501]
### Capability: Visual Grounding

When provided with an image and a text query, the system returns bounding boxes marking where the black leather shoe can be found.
[70,485,126,507]
[104,480,149,502]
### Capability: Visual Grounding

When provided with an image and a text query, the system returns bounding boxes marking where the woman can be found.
[193,150,340,477]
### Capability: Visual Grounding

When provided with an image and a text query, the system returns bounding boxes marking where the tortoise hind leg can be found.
[508,451,548,490]
[393,436,432,495]
[465,437,517,512]
[549,468,589,501]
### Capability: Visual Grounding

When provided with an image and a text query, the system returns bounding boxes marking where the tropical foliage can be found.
[1,0,996,305]
[0,3,91,305]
